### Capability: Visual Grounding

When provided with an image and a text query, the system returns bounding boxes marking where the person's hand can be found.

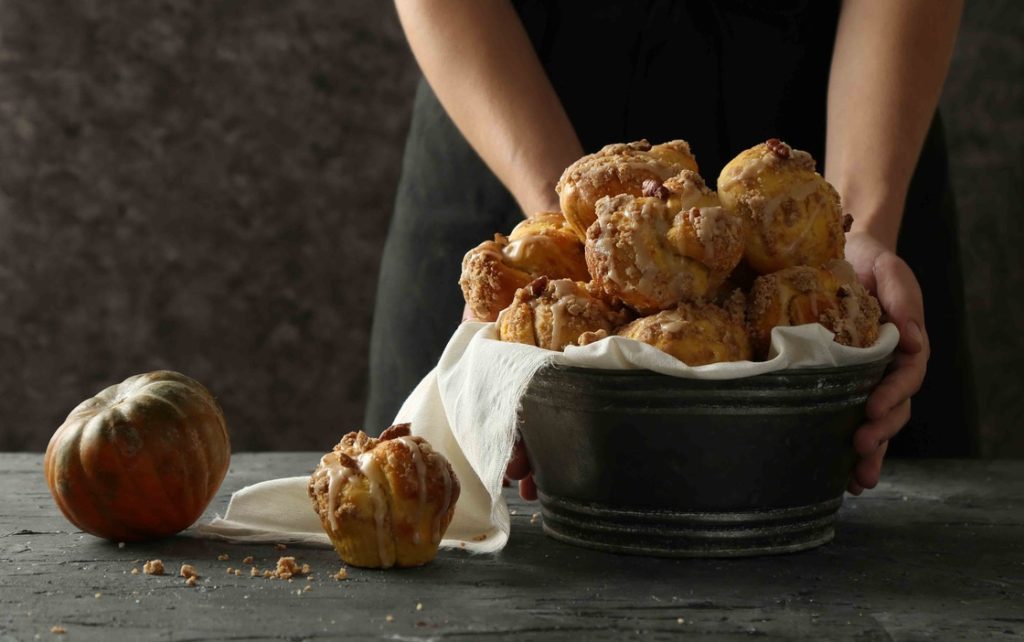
[464,301,538,498]
[843,232,930,495]
[505,436,537,500]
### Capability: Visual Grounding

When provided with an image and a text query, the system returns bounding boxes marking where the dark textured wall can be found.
[0,1,420,451]
[941,1,1024,457]
[1,2,1021,454]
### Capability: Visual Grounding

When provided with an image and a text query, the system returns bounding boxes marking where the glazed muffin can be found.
[615,295,751,366]
[498,277,632,351]
[556,139,699,241]
[584,178,745,315]
[308,423,459,569]
[717,139,847,275]
[747,261,882,358]
[459,212,589,321]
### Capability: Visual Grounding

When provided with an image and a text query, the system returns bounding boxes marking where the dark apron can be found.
[366,0,976,456]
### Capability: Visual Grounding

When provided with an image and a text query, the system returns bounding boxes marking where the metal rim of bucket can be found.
[537,492,843,558]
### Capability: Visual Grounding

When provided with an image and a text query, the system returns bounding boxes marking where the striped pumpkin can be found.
[44,371,230,541]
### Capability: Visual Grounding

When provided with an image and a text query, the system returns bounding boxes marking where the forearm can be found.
[395,0,582,216]
[825,0,963,250]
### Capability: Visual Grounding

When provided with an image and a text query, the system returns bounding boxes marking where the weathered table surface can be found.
[1,454,1022,641]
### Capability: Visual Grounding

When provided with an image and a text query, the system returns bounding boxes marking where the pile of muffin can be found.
[460,138,881,364]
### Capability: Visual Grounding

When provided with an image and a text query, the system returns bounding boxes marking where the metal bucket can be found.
[516,358,890,557]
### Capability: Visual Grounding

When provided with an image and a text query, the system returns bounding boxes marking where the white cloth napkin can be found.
[196,321,898,553]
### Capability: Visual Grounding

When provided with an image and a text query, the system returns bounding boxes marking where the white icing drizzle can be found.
[433,461,453,544]
[396,436,427,545]
[789,178,821,202]
[357,452,394,568]
[719,155,771,191]
[551,279,576,299]
[841,294,863,346]
[314,453,353,533]
[659,319,686,334]
[503,235,556,263]
[548,297,570,350]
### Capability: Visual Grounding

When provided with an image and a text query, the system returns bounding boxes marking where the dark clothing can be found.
[366,0,976,456]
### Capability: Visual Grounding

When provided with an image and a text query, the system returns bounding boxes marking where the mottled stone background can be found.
[1,1,1021,455]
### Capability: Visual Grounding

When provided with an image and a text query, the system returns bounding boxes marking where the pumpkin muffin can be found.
[308,423,459,569]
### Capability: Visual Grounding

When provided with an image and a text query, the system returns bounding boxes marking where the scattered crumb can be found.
[510,510,517,515]
[275,557,299,580]
[677,617,685,624]
[335,568,348,581]
[185,576,197,587]
[274,543,287,551]
[471,533,488,542]
[250,567,260,577]
[263,570,272,578]
[143,560,164,576]
[117,542,126,549]
[416,603,423,611]
[242,556,254,564]
[530,512,540,524]
[226,567,234,574]
[217,553,230,561]
[179,564,199,580]
[459,542,466,549]
[50,625,66,634]
[94,593,102,599]
[130,568,140,575]
[305,575,314,581]
[300,563,312,575]
[233,569,241,577]
[385,615,394,623]
[303,585,312,592]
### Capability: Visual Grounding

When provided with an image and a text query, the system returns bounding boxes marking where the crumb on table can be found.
[274,556,299,580]
[143,560,164,576]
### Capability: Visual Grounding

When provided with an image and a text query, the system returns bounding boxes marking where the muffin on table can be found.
[308,423,459,569]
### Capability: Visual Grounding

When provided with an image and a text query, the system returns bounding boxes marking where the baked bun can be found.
[747,260,882,358]
[308,423,459,569]
[584,174,745,315]
[459,212,588,321]
[556,139,699,241]
[498,277,632,351]
[717,139,846,275]
[617,294,751,365]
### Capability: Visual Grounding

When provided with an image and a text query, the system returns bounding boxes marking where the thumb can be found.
[872,252,926,355]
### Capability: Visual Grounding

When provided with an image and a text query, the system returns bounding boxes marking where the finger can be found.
[856,399,912,455]
[505,438,532,480]
[872,253,927,355]
[519,475,537,501]
[853,440,888,490]
[866,350,925,420]
[847,479,864,496]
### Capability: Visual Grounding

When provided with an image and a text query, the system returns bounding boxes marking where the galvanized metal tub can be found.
[516,358,890,557]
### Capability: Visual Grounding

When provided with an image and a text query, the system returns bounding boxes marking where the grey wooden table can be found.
[1,454,1022,641]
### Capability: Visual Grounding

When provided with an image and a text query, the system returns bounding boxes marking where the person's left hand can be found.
[505,436,537,500]
[844,232,930,494]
